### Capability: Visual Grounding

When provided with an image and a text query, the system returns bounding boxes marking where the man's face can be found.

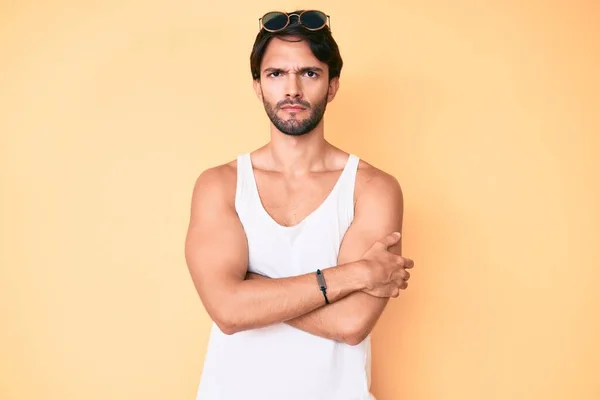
[254,36,339,136]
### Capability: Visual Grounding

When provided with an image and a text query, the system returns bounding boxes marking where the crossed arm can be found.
[247,170,404,345]
[184,164,403,344]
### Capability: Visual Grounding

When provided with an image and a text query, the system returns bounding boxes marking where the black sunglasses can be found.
[258,10,330,32]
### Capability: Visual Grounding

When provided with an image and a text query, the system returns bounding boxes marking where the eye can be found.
[268,71,282,78]
[304,70,319,78]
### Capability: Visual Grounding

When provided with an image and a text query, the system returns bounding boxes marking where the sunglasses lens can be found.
[300,11,327,29]
[262,12,288,31]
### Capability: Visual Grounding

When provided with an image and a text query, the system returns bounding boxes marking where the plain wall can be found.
[1,1,599,399]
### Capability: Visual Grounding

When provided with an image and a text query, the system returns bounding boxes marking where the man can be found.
[185,9,414,400]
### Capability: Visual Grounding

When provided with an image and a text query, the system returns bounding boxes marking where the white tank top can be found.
[196,152,375,400]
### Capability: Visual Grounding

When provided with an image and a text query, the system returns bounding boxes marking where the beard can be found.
[262,92,328,136]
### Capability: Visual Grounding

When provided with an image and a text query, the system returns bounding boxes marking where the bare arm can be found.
[248,170,406,345]
[184,166,369,335]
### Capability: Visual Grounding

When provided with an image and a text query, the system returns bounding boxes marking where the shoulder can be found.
[344,155,404,237]
[190,158,238,209]
[354,157,403,207]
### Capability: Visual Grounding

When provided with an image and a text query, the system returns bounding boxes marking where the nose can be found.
[285,73,302,99]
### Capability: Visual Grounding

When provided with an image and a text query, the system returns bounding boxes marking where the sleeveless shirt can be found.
[195,152,375,400]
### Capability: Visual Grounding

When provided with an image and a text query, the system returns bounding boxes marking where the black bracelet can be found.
[316,269,329,304]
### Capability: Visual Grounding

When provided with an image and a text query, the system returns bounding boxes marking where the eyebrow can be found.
[262,66,325,74]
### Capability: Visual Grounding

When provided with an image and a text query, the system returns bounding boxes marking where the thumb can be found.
[381,231,401,247]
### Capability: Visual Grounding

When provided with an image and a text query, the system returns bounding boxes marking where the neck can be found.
[265,121,332,176]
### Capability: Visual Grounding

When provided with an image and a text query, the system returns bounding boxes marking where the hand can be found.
[360,232,414,298]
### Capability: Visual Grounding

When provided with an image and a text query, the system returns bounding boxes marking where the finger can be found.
[393,255,413,268]
[391,287,400,298]
[402,270,411,281]
[399,280,408,290]
[381,232,402,248]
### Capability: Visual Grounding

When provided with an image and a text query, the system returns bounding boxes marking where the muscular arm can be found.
[184,166,369,335]
[248,170,404,345]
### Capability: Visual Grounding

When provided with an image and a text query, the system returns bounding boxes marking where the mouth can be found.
[280,106,306,112]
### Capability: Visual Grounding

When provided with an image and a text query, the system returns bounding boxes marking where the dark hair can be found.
[250,10,343,81]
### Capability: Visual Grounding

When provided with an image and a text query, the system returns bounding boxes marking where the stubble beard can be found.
[263,92,329,136]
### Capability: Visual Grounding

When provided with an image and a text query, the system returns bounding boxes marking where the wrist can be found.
[318,261,367,301]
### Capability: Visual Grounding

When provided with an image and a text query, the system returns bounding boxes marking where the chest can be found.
[253,170,342,228]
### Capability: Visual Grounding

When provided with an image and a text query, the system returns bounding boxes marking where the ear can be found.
[253,79,263,101]
[326,77,340,103]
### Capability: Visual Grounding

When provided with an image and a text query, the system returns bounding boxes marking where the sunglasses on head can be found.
[258,10,330,32]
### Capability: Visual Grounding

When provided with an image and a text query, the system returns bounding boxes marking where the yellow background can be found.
[1,0,599,399]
